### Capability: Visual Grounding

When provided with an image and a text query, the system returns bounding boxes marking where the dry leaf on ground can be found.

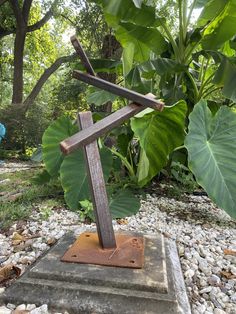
[224,249,236,256]
[220,270,236,279]
[12,232,25,242]
[117,219,128,225]
[0,264,21,283]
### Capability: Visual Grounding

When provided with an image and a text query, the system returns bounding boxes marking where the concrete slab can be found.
[0,232,191,314]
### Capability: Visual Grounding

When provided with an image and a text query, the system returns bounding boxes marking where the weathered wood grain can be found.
[73,70,164,111]
[61,103,142,154]
[77,112,116,249]
[70,35,95,76]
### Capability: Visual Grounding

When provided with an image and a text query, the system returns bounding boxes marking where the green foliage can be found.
[60,147,112,210]
[42,116,78,176]
[131,101,187,186]
[87,89,118,107]
[185,101,236,219]
[0,168,63,230]
[109,189,140,218]
[201,1,236,50]
[32,169,51,185]
[213,57,236,102]
[30,146,43,162]
[89,0,236,219]
[79,199,94,221]
[170,161,198,192]
[41,115,140,219]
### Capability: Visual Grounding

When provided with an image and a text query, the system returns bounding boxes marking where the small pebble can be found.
[0,306,11,314]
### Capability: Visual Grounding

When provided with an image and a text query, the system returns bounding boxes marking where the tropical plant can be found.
[37,115,140,219]
[85,0,236,219]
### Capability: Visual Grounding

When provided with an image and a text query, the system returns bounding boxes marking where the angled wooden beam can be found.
[73,70,164,111]
[70,35,95,76]
[60,94,159,155]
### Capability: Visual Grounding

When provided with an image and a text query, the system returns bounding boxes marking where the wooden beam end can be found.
[70,34,77,43]
[60,140,70,155]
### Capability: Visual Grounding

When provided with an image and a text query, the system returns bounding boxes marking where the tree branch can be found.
[27,9,53,32]
[0,26,15,39]
[23,53,77,111]
[22,0,33,23]
[0,0,57,39]
[9,0,23,27]
[60,13,77,27]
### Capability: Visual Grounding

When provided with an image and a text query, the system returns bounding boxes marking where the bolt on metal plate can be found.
[61,232,145,269]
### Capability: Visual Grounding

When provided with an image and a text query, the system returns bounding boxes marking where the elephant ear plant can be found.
[87,0,236,219]
[185,100,236,219]
[38,115,140,220]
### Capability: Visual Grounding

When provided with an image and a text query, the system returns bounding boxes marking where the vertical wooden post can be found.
[77,111,116,249]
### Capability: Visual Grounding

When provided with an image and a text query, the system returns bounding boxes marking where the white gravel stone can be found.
[26,304,37,311]
[6,303,15,310]
[185,269,195,278]
[200,287,212,294]
[0,306,11,314]
[208,275,221,286]
[214,309,226,314]
[15,304,26,310]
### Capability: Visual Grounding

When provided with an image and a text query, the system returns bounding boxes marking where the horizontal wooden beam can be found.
[73,70,164,111]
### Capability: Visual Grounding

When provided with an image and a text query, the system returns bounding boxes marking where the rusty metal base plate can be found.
[61,232,144,268]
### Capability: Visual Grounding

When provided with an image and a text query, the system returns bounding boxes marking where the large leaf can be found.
[42,116,78,177]
[116,25,150,62]
[201,1,236,49]
[94,0,160,28]
[213,57,236,102]
[126,58,187,83]
[93,0,166,61]
[122,42,135,79]
[109,189,140,218]
[131,101,187,186]
[126,66,152,94]
[87,89,118,107]
[118,22,168,56]
[185,100,236,219]
[197,0,227,26]
[60,148,113,211]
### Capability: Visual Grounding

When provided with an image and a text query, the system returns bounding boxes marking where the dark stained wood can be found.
[61,102,145,155]
[70,35,96,76]
[73,70,164,111]
[77,112,116,249]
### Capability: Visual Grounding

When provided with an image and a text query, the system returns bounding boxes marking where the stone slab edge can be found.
[0,233,191,314]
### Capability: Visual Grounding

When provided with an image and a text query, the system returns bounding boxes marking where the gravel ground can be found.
[0,164,236,314]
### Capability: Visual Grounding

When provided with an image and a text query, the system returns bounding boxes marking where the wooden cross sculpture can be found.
[60,36,164,269]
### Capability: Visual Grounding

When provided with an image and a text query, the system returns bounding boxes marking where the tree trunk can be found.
[12,28,26,104]
[93,34,122,113]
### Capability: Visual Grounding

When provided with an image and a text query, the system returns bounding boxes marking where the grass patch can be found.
[0,167,65,230]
